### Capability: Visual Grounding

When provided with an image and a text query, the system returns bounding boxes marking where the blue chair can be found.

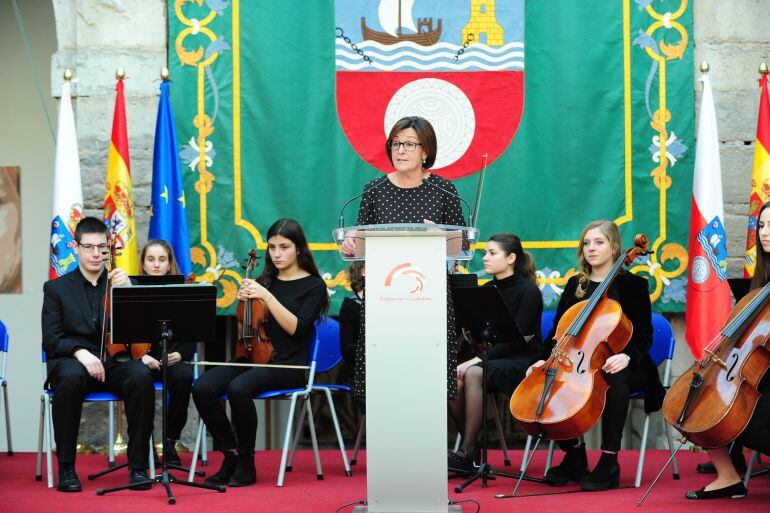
[0,321,12,456]
[188,320,352,486]
[632,312,679,487]
[36,350,154,488]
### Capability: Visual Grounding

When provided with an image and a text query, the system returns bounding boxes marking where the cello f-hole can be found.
[576,350,587,374]
[726,352,740,382]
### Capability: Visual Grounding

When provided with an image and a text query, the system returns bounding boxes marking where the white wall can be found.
[0,0,58,452]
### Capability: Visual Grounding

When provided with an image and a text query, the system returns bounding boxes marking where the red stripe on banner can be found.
[757,74,770,153]
[111,79,131,171]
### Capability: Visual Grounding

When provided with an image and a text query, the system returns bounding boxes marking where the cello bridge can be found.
[704,349,728,370]
[552,348,573,367]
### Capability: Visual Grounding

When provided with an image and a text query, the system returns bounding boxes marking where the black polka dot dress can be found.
[353,174,466,399]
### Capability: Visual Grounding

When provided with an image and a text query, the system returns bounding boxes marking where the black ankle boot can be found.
[228,451,257,487]
[204,451,238,485]
[545,443,589,486]
[581,452,620,491]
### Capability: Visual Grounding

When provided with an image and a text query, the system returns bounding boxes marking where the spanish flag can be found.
[103,77,138,274]
[744,71,770,277]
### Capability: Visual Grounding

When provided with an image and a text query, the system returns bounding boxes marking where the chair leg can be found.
[201,418,208,466]
[521,435,532,473]
[45,397,54,488]
[490,395,510,466]
[635,413,651,487]
[277,394,300,487]
[36,396,45,481]
[2,381,11,455]
[306,398,323,480]
[663,417,680,479]
[108,402,115,468]
[286,399,310,471]
[744,450,758,489]
[189,419,203,481]
[351,414,365,465]
[453,432,461,452]
[321,387,352,476]
[544,440,556,476]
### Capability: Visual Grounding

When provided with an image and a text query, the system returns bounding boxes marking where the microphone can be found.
[337,175,390,235]
[421,177,473,227]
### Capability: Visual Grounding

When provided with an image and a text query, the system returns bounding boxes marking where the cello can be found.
[510,234,651,441]
[662,281,770,449]
[235,249,276,364]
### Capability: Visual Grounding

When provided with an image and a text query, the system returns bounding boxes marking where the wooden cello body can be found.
[235,249,276,365]
[510,234,650,441]
[662,285,770,449]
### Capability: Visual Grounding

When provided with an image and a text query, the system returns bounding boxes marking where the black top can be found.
[43,268,108,359]
[544,271,665,412]
[485,273,543,360]
[262,275,327,366]
[337,294,362,385]
[356,174,466,226]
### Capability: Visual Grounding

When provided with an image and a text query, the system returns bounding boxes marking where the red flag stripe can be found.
[111,79,131,171]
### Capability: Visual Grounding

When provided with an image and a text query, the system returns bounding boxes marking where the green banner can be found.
[169,0,694,314]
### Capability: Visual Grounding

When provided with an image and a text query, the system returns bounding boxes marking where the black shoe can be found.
[56,465,82,492]
[696,451,747,474]
[545,444,588,486]
[448,449,476,473]
[164,440,181,466]
[228,451,256,487]
[581,452,620,492]
[129,469,153,491]
[685,481,747,500]
[204,451,238,485]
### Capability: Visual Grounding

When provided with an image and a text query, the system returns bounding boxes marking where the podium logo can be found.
[384,262,427,294]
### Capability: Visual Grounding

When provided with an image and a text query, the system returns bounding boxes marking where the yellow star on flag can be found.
[178,192,186,208]
[160,185,169,204]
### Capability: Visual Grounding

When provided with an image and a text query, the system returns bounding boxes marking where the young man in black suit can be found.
[42,217,155,492]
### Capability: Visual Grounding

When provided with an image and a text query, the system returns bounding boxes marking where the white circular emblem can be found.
[691,255,710,285]
[384,78,475,169]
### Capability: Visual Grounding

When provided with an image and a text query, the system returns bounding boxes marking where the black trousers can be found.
[150,362,194,441]
[46,357,155,470]
[558,363,646,453]
[192,364,305,453]
[736,377,770,456]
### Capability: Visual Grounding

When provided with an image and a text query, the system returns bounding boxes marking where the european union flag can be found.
[149,80,193,277]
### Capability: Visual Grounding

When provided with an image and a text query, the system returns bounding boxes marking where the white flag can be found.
[49,81,84,279]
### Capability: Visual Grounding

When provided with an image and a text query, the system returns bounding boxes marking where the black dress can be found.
[353,174,466,399]
[337,294,362,387]
[480,274,543,396]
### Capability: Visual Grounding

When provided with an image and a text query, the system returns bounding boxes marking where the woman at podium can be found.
[448,233,542,470]
[345,116,466,402]
[192,218,328,487]
[135,240,195,465]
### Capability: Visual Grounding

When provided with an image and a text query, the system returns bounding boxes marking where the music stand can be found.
[96,284,226,503]
[451,286,544,492]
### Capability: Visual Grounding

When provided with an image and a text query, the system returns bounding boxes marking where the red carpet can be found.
[1,450,768,512]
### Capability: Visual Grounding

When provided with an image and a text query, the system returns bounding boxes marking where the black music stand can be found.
[95,284,225,504]
[451,286,544,492]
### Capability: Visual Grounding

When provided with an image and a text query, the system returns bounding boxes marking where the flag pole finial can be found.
[760,62,768,76]
[115,67,125,80]
[63,68,72,81]
[161,67,170,81]
[700,61,710,74]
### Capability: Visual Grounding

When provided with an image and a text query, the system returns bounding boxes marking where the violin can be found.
[510,234,651,441]
[99,227,151,362]
[235,249,276,364]
[662,281,770,449]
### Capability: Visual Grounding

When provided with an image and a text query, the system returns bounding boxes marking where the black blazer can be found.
[42,268,107,359]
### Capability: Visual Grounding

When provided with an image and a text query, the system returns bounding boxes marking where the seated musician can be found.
[684,202,770,500]
[448,233,543,471]
[192,218,328,487]
[42,217,155,492]
[135,239,195,465]
[526,219,664,491]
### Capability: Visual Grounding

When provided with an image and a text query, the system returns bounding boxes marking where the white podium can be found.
[334,224,478,513]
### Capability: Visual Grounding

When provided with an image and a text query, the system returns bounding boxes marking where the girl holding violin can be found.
[135,239,195,465]
[449,233,542,471]
[525,220,664,491]
[682,202,770,500]
[192,218,328,487]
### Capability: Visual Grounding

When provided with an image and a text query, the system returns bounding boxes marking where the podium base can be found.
[353,506,462,513]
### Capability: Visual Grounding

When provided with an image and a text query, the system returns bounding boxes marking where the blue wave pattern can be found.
[335,40,524,72]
